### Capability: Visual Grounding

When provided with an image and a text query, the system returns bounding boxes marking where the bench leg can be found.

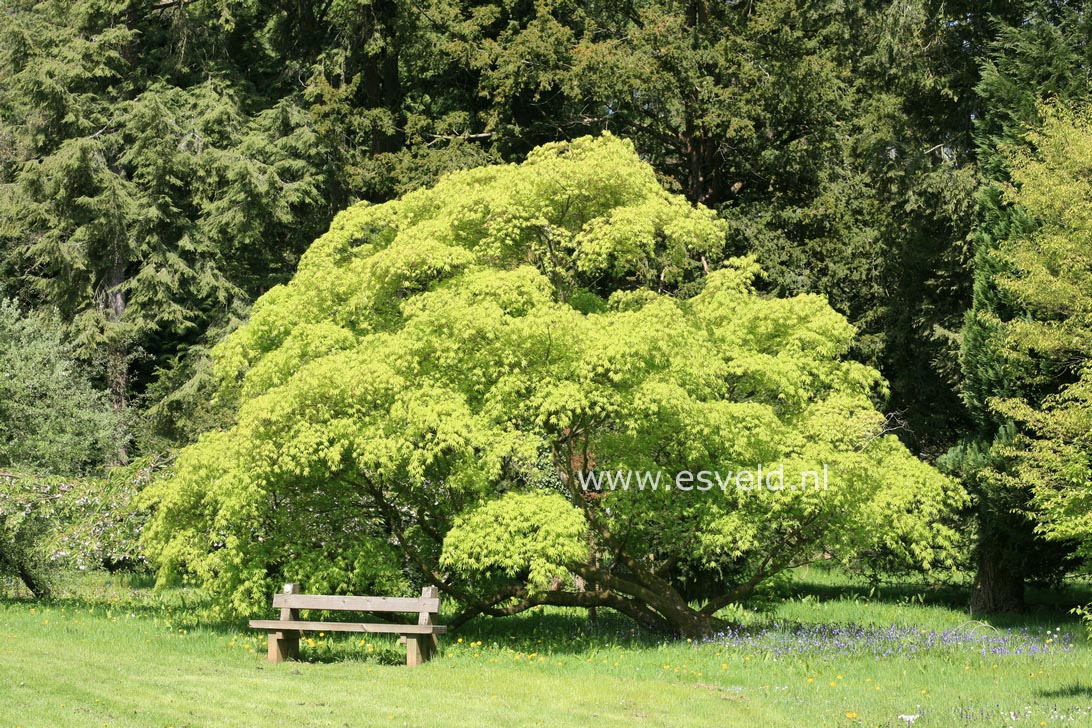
[405,635,434,666]
[268,630,299,662]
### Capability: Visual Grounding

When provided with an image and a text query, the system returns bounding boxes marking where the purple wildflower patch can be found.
[705,622,1075,660]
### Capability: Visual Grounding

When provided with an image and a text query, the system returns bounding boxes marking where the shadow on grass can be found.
[0,571,254,636]
[786,564,1092,631]
[1036,683,1092,699]
[443,608,663,654]
[291,645,408,666]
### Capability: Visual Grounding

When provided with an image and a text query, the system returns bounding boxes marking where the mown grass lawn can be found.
[2,569,1091,727]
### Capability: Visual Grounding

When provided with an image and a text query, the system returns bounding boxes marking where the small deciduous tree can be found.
[0,462,157,598]
[985,104,1092,576]
[143,135,964,634]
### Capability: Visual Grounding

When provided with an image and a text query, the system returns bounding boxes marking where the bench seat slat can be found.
[249,619,447,635]
[272,594,440,613]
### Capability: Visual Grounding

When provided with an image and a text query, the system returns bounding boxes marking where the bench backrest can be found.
[273,593,440,613]
[272,583,441,625]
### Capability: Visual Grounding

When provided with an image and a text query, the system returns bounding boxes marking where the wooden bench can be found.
[249,583,446,666]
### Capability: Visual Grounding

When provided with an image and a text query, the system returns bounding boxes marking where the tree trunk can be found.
[683,126,717,205]
[569,561,727,638]
[679,0,718,206]
[970,540,1024,613]
[17,563,50,600]
[106,257,129,464]
[448,579,727,637]
[359,0,402,156]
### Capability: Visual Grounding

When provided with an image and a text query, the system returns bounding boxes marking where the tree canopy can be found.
[142,136,964,633]
[984,105,1092,565]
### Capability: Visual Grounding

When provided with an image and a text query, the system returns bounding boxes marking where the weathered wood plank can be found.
[405,635,426,666]
[249,620,447,635]
[411,585,440,665]
[268,583,301,662]
[272,594,440,613]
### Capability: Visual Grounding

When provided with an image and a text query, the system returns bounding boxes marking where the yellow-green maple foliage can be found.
[143,135,964,631]
[990,105,1092,563]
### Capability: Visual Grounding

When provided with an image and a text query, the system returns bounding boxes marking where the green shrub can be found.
[0,473,57,597]
[0,459,161,595]
[0,299,119,474]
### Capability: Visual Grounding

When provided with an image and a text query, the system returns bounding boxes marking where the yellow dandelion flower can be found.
[845,712,858,720]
